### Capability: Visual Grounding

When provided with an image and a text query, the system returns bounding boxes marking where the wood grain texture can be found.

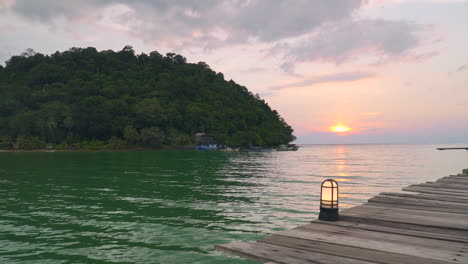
[264,228,467,263]
[403,186,468,196]
[293,223,466,253]
[411,182,468,190]
[379,191,468,203]
[259,235,455,264]
[342,204,468,230]
[366,199,468,214]
[339,214,468,237]
[368,194,468,210]
[215,171,468,264]
[303,220,468,243]
[215,241,378,264]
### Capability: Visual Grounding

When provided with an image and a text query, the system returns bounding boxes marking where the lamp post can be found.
[319,179,339,221]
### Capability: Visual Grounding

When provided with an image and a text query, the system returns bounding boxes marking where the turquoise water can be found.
[0,144,467,263]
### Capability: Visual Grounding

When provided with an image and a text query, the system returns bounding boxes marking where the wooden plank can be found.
[259,235,454,264]
[441,175,468,180]
[273,229,468,263]
[437,177,468,183]
[446,175,468,179]
[366,200,468,214]
[422,180,468,185]
[437,147,468,150]
[342,204,468,230]
[214,241,378,264]
[389,190,468,200]
[425,182,468,189]
[261,228,466,263]
[345,203,468,221]
[438,178,468,183]
[339,214,468,237]
[412,182,468,190]
[380,192,468,203]
[436,180,468,185]
[346,203,468,216]
[370,194,468,208]
[302,220,468,243]
[432,175,468,179]
[215,172,468,263]
[368,194,468,210]
[421,183,468,191]
[444,179,468,183]
[403,186,468,195]
[402,186,468,197]
[294,222,466,252]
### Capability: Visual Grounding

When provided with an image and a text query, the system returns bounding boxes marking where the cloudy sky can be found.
[1,0,467,144]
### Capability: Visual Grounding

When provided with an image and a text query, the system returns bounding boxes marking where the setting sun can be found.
[330,124,351,133]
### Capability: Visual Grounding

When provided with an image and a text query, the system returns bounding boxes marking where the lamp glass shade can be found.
[320,179,338,209]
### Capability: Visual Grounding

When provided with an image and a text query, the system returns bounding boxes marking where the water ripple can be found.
[0,144,467,263]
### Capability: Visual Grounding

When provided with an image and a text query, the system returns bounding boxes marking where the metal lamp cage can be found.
[320,179,339,209]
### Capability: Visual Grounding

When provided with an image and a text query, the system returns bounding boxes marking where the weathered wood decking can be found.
[215,170,468,264]
[437,148,468,150]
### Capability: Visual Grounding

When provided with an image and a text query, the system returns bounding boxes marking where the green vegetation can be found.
[0,46,295,150]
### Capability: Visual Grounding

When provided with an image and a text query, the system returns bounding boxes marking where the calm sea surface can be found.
[0,144,467,263]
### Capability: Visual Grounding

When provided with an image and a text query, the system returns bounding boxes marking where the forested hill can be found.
[0,46,295,149]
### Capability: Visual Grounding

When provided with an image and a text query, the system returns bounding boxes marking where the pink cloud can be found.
[268,71,375,90]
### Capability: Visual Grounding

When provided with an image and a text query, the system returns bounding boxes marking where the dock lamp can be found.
[318,179,339,221]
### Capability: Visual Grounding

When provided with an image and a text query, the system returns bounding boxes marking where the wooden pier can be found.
[215,169,468,264]
[437,148,468,151]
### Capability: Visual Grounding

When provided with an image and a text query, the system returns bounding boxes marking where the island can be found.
[0,46,295,150]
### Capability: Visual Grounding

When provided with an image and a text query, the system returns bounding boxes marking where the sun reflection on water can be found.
[0,145,467,263]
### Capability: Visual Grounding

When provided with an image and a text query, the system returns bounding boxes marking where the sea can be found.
[0,144,467,263]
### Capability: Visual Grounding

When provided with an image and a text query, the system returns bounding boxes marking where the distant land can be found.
[0,46,295,150]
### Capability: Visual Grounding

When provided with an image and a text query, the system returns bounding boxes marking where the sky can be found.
[0,0,467,144]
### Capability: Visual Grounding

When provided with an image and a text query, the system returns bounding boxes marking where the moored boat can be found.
[277,144,299,151]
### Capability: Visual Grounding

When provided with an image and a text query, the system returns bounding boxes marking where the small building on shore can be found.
[194,133,221,150]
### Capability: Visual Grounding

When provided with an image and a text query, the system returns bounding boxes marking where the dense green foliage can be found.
[0,46,295,149]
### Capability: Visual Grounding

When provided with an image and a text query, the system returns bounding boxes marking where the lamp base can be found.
[318,207,339,221]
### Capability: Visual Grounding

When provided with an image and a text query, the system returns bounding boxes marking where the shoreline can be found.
[0,147,195,153]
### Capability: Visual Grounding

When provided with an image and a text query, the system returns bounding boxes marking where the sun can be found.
[330,124,351,133]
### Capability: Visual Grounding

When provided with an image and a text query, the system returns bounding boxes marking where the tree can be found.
[16,135,46,149]
[108,136,125,149]
[123,125,140,144]
[140,127,165,147]
[64,115,74,137]
[135,98,165,127]
[0,46,296,149]
[0,136,13,149]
